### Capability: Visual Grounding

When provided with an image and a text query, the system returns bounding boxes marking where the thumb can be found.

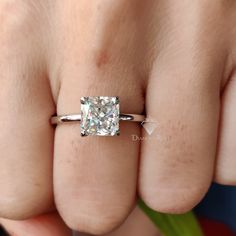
[0,212,71,236]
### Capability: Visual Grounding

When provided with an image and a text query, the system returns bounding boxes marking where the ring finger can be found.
[51,1,145,234]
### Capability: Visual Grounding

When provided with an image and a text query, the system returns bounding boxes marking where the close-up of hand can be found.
[0,0,236,235]
[0,206,161,236]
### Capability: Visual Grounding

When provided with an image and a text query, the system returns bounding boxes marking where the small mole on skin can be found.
[96,51,110,68]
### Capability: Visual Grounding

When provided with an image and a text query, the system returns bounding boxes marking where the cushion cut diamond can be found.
[81,96,120,136]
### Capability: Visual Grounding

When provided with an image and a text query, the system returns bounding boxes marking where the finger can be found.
[0,213,71,236]
[76,208,161,236]
[0,2,54,219]
[51,1,145,234]
[139,1,227,213]
[105,207,161,236]
[212,0,236,185]
[215,71,236,184]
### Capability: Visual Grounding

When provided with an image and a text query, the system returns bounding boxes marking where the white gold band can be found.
[51,113,145,125]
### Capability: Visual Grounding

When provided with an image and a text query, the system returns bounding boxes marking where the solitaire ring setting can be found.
[51,96,145,136]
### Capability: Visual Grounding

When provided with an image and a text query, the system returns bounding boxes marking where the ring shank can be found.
[51,114,145,125]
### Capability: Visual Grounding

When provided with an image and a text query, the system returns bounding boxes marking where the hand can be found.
[0,213,71,236]
[0,207,160,236]
[0,0,236,235]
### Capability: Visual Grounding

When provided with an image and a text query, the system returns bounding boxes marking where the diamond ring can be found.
[51,96,145,136]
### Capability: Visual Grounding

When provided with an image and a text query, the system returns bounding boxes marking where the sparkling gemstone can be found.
[80,96,120,136]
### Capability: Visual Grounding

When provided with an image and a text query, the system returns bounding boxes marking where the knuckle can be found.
[74,214,121,235]
[59,201,132,235]
[0,186,52,220]
[139,185,208,214]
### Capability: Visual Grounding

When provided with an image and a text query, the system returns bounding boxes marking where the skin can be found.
[0,207,161,236]
[0,0,236,235]
[0,213,71,236]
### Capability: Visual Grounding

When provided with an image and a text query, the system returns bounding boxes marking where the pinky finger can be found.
[215,70,236,184]
[0,213,71,236]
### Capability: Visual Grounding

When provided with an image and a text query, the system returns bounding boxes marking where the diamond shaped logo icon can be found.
[141,118,158,135]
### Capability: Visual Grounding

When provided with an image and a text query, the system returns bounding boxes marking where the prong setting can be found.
[80,97,87,105]
[115,96,120,104]
[80,131,87,137]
